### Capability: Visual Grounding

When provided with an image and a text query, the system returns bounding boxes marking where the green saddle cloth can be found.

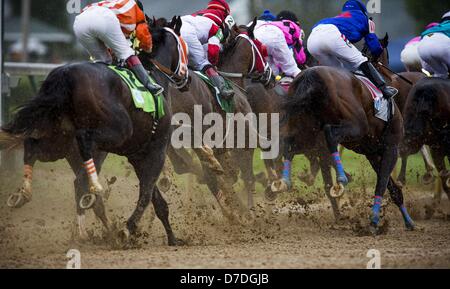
[193,71,234,113]
[108,65,165,119]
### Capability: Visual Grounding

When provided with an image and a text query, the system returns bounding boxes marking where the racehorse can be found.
[402,77,450,205]
[365,39,434,187]
[160,20,255,223]
[279,34,416,233]
[217,20,344,220]
[0,18,188,245]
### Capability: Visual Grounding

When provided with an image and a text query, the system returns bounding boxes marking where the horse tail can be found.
[1,65,74,141]
[284,68,329,118]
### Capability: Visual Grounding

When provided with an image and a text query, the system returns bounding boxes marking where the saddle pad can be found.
[355,75,394,122]
[193,71,234,114]
[108,65,165,119]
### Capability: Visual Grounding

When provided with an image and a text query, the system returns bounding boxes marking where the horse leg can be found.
[75,129,104,209]
[430,147,450,202]
[66,150,110,240]
[319,153,341,221]
[420,146,437,185]
[234,149,256,209]
[366,147,415,232]
[298,153,319,187]
[7,138,37,208]
[152,186,184,246]
[397,153,408,186]
[124,140,178,246]
[323,123,363,196]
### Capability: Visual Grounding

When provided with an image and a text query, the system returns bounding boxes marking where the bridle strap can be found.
[149,27,189,89]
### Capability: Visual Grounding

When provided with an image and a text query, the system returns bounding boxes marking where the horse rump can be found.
[1,65,74,138]
[284,68,329,118]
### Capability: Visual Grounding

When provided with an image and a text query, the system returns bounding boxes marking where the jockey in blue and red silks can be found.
[180,0,236,99]
[308,0,398,99]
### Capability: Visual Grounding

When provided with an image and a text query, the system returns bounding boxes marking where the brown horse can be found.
[159,22,255,222]
[402,77,450,204]
[371,43,434,187]
[217,20,344,220]
[0,18,187,245]
[280,36,416,234]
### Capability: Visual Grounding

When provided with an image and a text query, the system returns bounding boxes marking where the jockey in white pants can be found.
[418,11,450,79]
[252,11,305,80]
[180,0,235,99]
[400,23,439,72]
[307,0,398,99]
[73,0,163,94]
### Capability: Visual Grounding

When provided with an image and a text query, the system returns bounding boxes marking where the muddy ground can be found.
[0,155,449,269]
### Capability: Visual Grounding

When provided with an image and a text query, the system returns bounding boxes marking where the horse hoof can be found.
[297,173,315,187]
[446,177,450,188]
[369,223,380,236]
[6,192,30,208]
[79,193,97,210]
[264,186,278,202]
[330,183,345,198]
[421,172,435,186]
[169,238,186,246]
[118,228,131,244]
[255,172,268,186]
[337,176,349,186]
[158,176,172,193]
[270,179,289,194]
[405,222,415,231]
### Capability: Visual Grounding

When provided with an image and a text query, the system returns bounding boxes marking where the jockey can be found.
[180,0,235,99]
[73,0,163,95]
[258,10,277,22]
[252,11,304,80]
[400,23,439,72]
[418,11,450,78]
[307,0,398,99]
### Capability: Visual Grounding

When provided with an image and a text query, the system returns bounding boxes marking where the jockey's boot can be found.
[359,61,398,99]
[127,56,164,95]
[204,66,234,100]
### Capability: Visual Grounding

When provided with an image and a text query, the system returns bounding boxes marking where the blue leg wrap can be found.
[282,160,292,187]
[371,196,383,225]
[332,152,348,185]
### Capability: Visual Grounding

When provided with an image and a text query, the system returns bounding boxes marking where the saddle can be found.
[107,65,165,119]
[193,71,234,113]
[354,74,394,122]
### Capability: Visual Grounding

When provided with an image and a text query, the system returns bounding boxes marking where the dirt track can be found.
[1,157,450,269]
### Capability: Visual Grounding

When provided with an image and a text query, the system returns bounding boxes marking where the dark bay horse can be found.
[402,77,450,204]
[217,20,343,220]
[159,22,254,223]
[280,39,416,234]
[0,18,187,245]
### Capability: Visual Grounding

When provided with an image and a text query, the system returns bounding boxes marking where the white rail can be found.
[4,62,63,76]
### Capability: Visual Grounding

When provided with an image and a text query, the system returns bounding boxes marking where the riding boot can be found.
[359,61,398,99]
[203,66,234,100]
[126,56,164,95]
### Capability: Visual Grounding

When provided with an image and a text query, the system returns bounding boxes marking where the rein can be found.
[219,33,272,86]
[150,28,189,89]
[377,62,414,86]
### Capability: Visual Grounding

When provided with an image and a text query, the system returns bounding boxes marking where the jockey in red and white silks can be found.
[180,0,235,99]
[252,19,304,79]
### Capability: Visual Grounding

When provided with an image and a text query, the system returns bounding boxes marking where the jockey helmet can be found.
[259,10,276,21]
[207,0,231,15]
[277,11,299,24]
[342,0,368,16]
[442,11,450,22]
